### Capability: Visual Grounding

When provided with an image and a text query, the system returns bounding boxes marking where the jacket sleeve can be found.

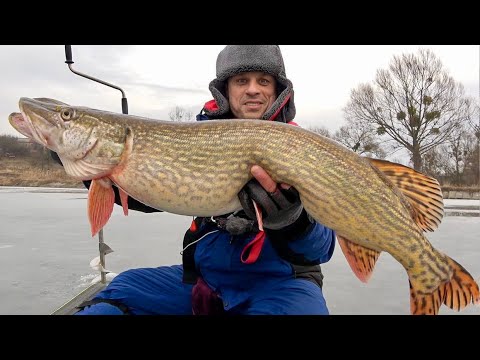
[265,209,335,264]
[50,150,162,213]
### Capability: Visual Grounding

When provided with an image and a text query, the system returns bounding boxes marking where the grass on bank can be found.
[0,157,84,188]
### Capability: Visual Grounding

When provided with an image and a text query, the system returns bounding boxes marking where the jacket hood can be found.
[204,45,296,122]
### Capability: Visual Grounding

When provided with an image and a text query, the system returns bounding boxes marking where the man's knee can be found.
[246,278,329,315]
[75,302,126,315]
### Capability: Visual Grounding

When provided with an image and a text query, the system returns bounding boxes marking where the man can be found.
[74,45,336,315]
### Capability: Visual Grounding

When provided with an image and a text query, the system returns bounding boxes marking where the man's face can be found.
[226,71,277,119]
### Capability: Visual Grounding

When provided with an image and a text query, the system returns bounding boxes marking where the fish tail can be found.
[409,256,480,315]
[442,257,480,311]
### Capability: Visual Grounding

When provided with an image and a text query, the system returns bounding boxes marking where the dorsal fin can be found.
[337,236,381,283]
[366,158,444,232]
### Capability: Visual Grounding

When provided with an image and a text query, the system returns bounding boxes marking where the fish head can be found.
[9,97,128,180]
[9,98,71,149]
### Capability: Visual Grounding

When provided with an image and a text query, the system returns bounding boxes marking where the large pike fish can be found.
[9,97,480,315]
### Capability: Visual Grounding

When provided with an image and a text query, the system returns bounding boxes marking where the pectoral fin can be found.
[337,236,381,283]
[88,178,115,237]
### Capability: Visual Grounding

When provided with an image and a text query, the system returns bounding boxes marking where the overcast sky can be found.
[1,45,478,138]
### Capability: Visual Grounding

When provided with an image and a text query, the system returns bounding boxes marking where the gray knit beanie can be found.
[205,45,296,122]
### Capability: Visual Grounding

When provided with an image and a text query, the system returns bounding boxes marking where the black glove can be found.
[238,178,305,230]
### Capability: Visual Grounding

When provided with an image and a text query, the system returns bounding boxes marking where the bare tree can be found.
[343,48,474,171]
[445,124,476,184]
[422,145,446,179]
[307,125,332,138]
[468,103,480,139]
[423,124,478,185]
[465,146,479,185]
[333,120,387,158]
[168,106,194,122]
[467,102,480,185]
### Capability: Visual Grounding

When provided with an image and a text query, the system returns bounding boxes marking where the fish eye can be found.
[61,108,75,121]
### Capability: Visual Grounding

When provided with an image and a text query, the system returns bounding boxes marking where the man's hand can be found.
[238,165,304,230]
[250,165,290,194]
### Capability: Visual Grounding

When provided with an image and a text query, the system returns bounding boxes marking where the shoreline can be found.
[1,185,477,216]
[0,186,87,194]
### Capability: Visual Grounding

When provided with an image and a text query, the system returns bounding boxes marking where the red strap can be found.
[189,218,198,232]
[240,231,266,264]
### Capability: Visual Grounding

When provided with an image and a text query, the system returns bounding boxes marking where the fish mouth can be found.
[13,97,67,148]
[20,109,49,148]
[8,112,34,139]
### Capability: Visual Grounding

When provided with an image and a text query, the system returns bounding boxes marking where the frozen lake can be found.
[1,186,479,315]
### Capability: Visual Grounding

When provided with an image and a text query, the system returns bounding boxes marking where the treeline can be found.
[0,134,31,157]
[0,134,56,166]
